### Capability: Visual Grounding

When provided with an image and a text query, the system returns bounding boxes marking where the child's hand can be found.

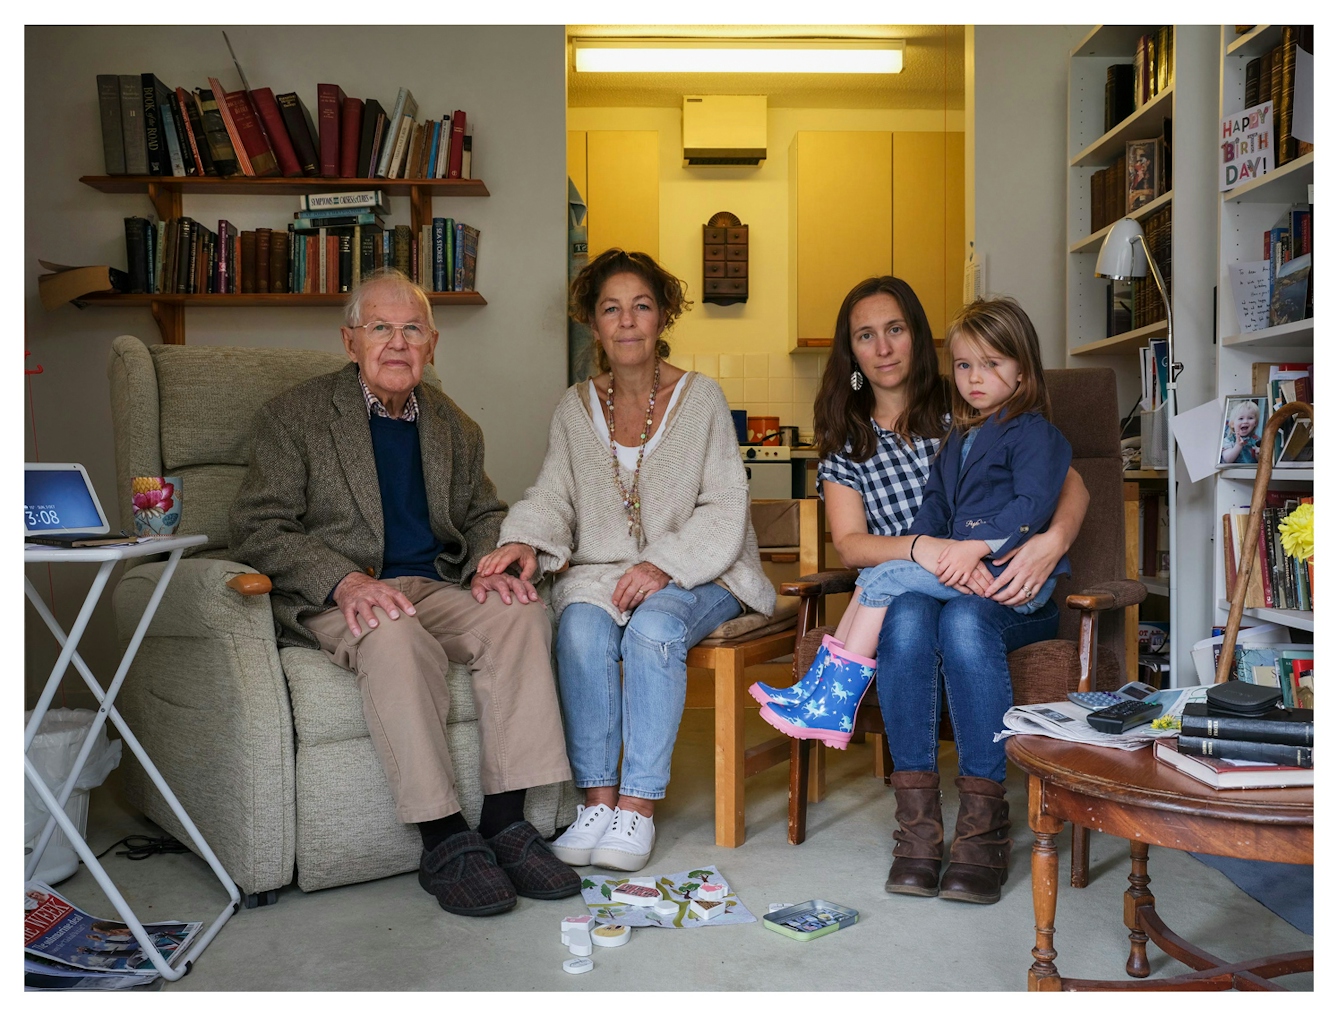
[933,540,990,588]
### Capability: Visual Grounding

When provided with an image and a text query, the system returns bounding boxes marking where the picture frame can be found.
[1126,137,1161,212]
[1218,394,1267,467]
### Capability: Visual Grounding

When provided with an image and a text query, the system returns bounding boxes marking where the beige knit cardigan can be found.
[498,372,775,625]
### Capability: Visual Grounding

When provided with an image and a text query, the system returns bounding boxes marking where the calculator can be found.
[1067,680,1161,711]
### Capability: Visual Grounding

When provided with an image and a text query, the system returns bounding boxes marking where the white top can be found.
[587,378,685,472]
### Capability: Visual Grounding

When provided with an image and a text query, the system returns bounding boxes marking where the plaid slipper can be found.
[418,830,517,916]
[487,820,583,900]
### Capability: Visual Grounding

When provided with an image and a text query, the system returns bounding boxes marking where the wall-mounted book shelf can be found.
[1220,318,1314,349]
[1220,151,1313,204]
[76,175,490,343]
[1069,189,1173,253]
[1070,88,1174,168]
[1070,319,1168,357]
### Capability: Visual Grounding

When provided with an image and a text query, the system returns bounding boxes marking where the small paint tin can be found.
[762,899,858,942]
[653,900,678,916]
[563,957,594,974]
[592,924,631,948]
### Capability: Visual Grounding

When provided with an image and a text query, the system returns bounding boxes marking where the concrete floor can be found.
[58,707,1313,992]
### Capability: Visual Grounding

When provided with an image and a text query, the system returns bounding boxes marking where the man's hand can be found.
[983,528,1065,606]
[334,572,416,638]
[932,539,990,589]
[612,562,671,615]
[470,570,539,605]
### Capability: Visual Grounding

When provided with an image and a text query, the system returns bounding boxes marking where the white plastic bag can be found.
[24,708,122,842]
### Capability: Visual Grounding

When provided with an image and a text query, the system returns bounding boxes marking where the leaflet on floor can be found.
[580,864,755,929]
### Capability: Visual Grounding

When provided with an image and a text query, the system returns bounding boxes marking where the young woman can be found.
[478,250,774,873]
[752,278,1089,905]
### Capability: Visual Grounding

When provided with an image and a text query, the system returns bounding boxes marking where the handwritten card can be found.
[1229,260,1271,333]
[1221,102,1272,191]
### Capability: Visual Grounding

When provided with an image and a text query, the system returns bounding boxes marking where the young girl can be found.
[753,297,1072,750]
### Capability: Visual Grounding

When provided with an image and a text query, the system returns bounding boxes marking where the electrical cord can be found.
[93,835,189,862]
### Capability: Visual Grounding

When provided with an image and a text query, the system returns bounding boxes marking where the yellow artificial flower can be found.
[1278,502,1314,561]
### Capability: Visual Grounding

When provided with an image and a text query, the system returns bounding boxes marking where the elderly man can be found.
[230,268,578,917]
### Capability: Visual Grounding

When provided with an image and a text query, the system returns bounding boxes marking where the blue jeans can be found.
[857,559,1055,615]
[874,593,1059,783]
[555,583,742,799]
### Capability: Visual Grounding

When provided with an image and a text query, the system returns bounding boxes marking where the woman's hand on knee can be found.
[985,529,1063,605]
[612,562,671,614]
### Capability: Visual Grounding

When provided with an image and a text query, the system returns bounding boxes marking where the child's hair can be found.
[1229,400,1259,425]
[945,297,1051,432]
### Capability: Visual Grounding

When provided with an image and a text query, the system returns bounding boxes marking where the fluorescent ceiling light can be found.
[573,40,904,75]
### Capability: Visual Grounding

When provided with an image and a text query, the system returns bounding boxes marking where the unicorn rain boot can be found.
[757,641,876,749]
[749,634,845,707]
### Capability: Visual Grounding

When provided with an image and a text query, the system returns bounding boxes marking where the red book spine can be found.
[251,87,303,177]
[317,83,346,178]
[326,234,338,293]
[1256,513,1274,608]
[339,97,364,178]
[447,109,466,178]
[208,77,254,176]
[224,90,279,177]
[175,87,206,175]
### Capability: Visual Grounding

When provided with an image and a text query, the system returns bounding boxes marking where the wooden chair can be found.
[687,497,825,847]
[779,368,1146,887]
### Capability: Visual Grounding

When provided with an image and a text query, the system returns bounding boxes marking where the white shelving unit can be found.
[1065,26,1220,686]
[1213,25,1314,645]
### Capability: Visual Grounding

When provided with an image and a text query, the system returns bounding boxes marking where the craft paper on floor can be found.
[580,865,755,929]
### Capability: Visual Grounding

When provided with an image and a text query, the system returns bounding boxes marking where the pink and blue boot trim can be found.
[748,634,845,707]
[757,641,877,750]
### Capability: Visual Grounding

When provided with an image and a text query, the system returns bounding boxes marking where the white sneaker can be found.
[550,803,615,866]
[588,807,656,872]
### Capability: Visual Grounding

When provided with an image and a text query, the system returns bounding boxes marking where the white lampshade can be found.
[1094,217,1150,280]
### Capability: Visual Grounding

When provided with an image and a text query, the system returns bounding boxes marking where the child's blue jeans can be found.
[856,559,1055,615]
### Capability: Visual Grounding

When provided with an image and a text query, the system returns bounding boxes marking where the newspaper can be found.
[995,687,1206,751]
[24,881,200,984]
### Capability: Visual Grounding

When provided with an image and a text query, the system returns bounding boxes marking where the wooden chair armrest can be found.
[1065,579,1146,613]
[780,568,859,599]
[226,573,273,596]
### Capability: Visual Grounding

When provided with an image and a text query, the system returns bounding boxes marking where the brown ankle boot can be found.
[884,771,943,897]
[939,776,1011,905]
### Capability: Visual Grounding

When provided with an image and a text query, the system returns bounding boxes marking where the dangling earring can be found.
[850,370,864,392]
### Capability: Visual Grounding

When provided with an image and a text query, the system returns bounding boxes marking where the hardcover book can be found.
[194,90,239,178]
[275,92,320,177]
[97,75,126,175]
[1180,702,1312,746]
[447,109,467,179]
[317,83,346,178]
[119,75,148,175]
[376,88,416,178]
[250,88,303,177]
[1153,738,1313,790]
[356,99,385,179]
[159,103,187,177]
[223,88,280,177]
[339,96,364,178]
[141,74,173,176]
[1176,734,1312,768]
[207,77,254,176]
[177,87,213,176]
[300,191,388,213]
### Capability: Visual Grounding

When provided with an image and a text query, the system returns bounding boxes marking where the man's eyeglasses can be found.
[353,321,437,345]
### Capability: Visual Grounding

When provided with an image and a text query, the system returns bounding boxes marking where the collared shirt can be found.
[358,369,418,422]
[818,420,941,537]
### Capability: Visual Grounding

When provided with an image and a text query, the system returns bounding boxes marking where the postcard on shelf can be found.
[1228,260,1271,333]
[1269,253,1311,328]
[1125,138,1160,211]
[1220,101,1272,191]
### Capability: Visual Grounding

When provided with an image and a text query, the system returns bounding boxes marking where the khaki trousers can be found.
[305,577,572,824]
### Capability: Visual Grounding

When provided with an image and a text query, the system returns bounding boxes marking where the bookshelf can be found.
[77,175,490,344]
[1066,26,1220,686]
[1214,28,1314,646]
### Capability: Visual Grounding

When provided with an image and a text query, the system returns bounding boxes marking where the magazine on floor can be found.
[996,687,1206,750]
[24,881,201,977]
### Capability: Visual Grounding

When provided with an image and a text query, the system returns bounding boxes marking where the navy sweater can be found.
[369,415,444,580]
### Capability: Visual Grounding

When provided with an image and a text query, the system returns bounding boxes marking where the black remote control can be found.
[1086,698,1163,734]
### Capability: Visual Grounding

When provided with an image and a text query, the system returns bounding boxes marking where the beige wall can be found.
[567,106,965,440]
[969,25,1090,368]
[24,26,568,704]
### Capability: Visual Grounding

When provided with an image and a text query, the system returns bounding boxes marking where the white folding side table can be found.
[24,535,240,980]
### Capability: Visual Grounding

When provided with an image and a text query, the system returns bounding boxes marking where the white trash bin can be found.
[24,708,122,884]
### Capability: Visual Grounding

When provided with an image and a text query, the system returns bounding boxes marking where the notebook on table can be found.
[24,463,134,547]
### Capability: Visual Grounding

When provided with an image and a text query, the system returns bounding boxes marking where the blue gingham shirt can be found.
[817,420,942,536]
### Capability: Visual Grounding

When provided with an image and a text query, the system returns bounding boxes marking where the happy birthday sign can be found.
[1221,102,1273,191]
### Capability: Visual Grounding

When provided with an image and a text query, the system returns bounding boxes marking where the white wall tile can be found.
[719,377,744,404]
[744,378,768,405]
[768,378,792,402]
[719,353,743,378]
[744,353,769,378]
[793,354,824,379]
[694,353,719,377]
[768,353,792,377]
[793,377,819,408]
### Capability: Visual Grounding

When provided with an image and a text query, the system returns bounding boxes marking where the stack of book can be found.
[1154,700,1313,789]
[1222,492,1314,611]
[96,76,474,180]
[1133,27,1174,109]
[1243,26,1314,168]
[1131,203,1172,329]
[1264,206,1313,327]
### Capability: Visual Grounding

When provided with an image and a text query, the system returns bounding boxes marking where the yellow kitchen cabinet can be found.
[568,130,659,262]
[789,130,964,349]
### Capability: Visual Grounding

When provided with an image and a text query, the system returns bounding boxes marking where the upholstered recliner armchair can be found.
[107,335,578,903]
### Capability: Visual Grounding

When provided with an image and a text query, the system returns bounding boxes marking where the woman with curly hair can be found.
[477,249,774,872]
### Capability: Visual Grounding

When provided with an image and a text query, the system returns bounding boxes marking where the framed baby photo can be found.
[1219,395,1267,467]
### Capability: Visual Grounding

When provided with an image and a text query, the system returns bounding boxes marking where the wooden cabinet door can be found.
[892,131,966,340]
[584,130,659,261]
[792,131,892,345]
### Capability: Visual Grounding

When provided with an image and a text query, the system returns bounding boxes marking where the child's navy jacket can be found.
[908,410,1072,579]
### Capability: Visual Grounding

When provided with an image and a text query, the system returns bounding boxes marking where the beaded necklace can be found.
[604,358,660,542]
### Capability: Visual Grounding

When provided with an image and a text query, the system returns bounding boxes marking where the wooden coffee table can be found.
[1005,734,1313,991]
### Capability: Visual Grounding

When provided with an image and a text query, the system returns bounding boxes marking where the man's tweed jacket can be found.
[229,362,506,649]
